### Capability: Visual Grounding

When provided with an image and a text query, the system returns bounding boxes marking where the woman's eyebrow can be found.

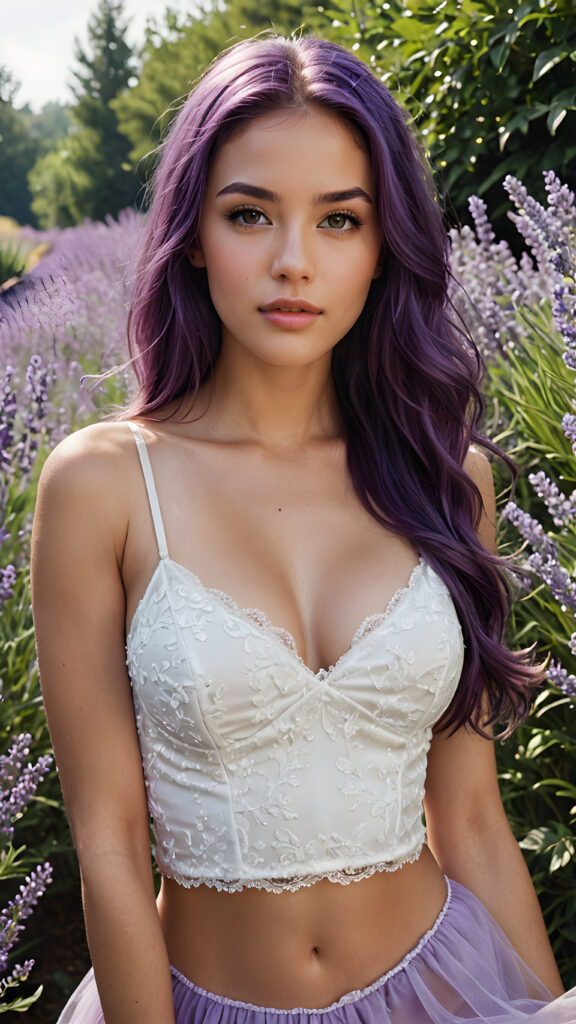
[215,181,373,204]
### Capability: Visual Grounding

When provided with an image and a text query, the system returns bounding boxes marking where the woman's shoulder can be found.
[463,445,497,553]
[36,421,141,532]
[463,444,493,487]
[41,420,137,478]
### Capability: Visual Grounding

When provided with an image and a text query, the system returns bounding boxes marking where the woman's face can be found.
[193,106,382,369]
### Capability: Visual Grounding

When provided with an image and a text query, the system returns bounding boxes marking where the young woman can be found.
[31,34,576,1024]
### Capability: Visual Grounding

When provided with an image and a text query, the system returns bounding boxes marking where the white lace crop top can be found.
[126,423,465,893]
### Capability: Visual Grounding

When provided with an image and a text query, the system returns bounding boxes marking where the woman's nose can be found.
[270,227,313,281]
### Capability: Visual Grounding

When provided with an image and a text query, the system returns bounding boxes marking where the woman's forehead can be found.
[205,107,374,199]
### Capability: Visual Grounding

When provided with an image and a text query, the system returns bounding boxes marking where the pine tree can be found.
[29,0,139,226]
[69,0,139,220]
[113,0,314,172]
[0,67,39,225]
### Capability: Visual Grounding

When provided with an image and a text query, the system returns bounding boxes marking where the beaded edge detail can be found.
[159,847,423,894]
[170,877,452,1015]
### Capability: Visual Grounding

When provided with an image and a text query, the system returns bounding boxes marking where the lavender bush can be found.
[451,172,576,981]
[0,732,52,1013]
[0,213,143,1011]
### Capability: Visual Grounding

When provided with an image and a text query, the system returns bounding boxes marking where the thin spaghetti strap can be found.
[127,422,169,560]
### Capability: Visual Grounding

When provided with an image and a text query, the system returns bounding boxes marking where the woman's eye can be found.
[320,212,362,231]
[227,207,268,226]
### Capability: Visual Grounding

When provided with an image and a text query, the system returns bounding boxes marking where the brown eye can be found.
[239,209,262,225]
[226,207,268,226]
[319,211,362,231]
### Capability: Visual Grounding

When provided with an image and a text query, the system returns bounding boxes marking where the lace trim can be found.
[168,556,426,682]
[169,877,452,1014]
[159,847,422,894]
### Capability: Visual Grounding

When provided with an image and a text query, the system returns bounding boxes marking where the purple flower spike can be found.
[0,862,53,964]
[0,565,16,607]
[547,660,576,698]
[529,471,576,527]
[501,502,558,559]
[0,734,52,843]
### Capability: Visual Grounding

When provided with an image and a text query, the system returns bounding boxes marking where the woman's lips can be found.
[260,309,322,329]
[259,300,323,329]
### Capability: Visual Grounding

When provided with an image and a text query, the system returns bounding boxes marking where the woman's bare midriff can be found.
[157,844,447,1009]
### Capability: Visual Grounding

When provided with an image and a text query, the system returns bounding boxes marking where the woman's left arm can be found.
[423,448,565,997]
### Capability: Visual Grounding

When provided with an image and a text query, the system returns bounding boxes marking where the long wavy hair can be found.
[122,34,541,735]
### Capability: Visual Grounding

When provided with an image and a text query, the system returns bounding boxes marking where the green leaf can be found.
[547,105,567,135]
[550,838,575,873]
[533,43,573,81]
[489,38,511,72]
[519,826,558,853]
[389,17,429,42]
[0,985,43,1013]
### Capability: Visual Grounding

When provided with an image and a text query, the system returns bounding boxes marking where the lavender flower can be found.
[561,413,576,449]
[501,502,558,559]
[0,957,35,992]
[449,196,553,358]
[0,734,52,843]
[527,552,576,611]
[0,565,16,608]
[0,862,53,973]
[546,660,576,698]
[468,195,495,250]
[503,172,575,371]
[0,367,18,475]
[528,471,576,527]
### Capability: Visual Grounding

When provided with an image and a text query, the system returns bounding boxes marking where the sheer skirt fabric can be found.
[56,879,576,1024]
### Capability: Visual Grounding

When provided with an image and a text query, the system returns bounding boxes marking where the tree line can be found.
[0,0,575,234]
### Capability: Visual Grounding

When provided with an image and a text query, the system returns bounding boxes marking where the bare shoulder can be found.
[463,444,494,491]
[38,420,138,497]
[40,420,136,484]
[35,421,139,561]
[463,444,497,553]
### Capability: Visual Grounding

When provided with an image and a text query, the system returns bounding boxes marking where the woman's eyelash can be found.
[225,205,267,224]
[323,209,364,228]
[224,206,365,228]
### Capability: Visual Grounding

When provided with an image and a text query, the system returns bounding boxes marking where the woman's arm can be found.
[424,720,564,996]
[423,448,564,997]
[31,425,176,1024]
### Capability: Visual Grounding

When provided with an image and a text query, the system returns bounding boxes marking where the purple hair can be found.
[122,34,541,735]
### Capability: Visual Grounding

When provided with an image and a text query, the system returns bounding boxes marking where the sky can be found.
[1,0,194,112]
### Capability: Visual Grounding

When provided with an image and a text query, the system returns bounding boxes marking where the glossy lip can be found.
[260,309,321,329]
[259,297,323,314]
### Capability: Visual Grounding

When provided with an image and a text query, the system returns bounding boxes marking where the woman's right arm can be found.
[31,426,177,1024]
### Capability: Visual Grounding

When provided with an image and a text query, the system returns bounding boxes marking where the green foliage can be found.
[317,0,576,234]
[0,66,70,229]
[0,69,39,228]
[29,0,140,227]
[451,181,576,984]
[29,141,95,229]
[113,0,316,173]
[0,242,26,286]
[497,692,576,983]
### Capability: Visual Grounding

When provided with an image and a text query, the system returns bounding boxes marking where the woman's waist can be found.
[157,844,447,1009]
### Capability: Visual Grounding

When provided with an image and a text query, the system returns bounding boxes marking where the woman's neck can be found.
[190,346,344,452]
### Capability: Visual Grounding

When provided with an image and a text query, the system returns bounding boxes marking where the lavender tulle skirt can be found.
[57,879,576,1023]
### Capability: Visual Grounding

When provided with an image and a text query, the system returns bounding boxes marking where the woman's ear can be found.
[187,243,206,268]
